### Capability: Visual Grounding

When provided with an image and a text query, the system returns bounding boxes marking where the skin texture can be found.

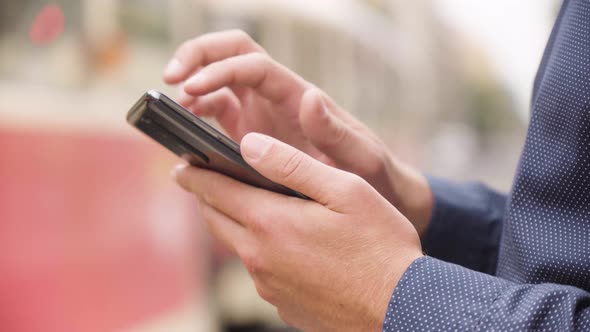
[163,30,434,235]
[163,30,433,330]
[173,134,423,331]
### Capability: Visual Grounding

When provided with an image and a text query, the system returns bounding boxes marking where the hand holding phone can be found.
[127,90,308,199]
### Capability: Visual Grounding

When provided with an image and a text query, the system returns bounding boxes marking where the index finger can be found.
[184,53,311,108]
[163,30,265,84]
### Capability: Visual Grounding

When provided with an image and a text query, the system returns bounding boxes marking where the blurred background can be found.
[0,0,560,331]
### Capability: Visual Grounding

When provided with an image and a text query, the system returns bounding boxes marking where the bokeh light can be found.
[29,4,64,45]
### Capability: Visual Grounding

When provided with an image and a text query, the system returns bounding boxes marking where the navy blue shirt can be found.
[383,0,590,330]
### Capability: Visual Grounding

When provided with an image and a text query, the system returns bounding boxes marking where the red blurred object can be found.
[29,4,65,45]
[0,128,203,332]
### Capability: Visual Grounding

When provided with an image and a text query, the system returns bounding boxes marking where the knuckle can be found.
[278,151,308,182]
[363,153,389,179]
[239,247,264,275]
[343,173,369,196]
[201,191,215,207]
[255,283,276,304]
[176,37,199,59]
[229,29,267,54]
[246,211,272,236]
[246,52,272,66]
[329,118,349,145]
[228,29,251,42]
[277,309,294,327]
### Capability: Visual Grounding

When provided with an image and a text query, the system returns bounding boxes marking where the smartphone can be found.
[127,90,308,199]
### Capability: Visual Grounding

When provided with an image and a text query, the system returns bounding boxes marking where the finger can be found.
[184,53,310,107]
[177,87,196,107]
[188,88,240,116]
[172,164,298,230]
[240,133,358,206]
[197,198,251,255]
[186,88,241,136]
[299,89,374,171]
[163,30,265,84]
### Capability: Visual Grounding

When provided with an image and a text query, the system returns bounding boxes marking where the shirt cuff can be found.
[382,256,513,331]
[421,176,506,274]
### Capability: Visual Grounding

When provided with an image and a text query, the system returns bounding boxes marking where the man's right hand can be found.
[163,29,434,235]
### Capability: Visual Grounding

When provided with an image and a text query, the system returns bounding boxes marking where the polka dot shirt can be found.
[383,0,590,330]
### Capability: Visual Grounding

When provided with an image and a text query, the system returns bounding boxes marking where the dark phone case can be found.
[127,90,308,200]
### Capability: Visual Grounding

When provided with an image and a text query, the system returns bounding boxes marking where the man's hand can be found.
[164,30,433,235]
[173,133,423,331]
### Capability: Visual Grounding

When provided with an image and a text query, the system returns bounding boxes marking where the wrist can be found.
[387,156,434,237]
[372,250,424,331]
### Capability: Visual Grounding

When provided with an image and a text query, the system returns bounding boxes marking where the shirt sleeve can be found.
[382,256,590,331]
[421,176,507,274]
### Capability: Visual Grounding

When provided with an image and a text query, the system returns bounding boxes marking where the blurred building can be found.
[0,0,541,331]
[167,0,525,184]
[169,0,461,136]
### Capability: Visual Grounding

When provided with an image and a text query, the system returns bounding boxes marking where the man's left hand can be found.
[173,133,423,332]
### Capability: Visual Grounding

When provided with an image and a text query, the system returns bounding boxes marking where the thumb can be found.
[240,133,354,205]
[299,89,370,170]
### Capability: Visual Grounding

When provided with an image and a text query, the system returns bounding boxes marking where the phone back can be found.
[127,91,308,199]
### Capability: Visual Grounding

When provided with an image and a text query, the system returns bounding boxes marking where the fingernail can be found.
[242,134,273,161]
[171,163,188,179]
[164,58,184,77]
[186,72,207,88]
